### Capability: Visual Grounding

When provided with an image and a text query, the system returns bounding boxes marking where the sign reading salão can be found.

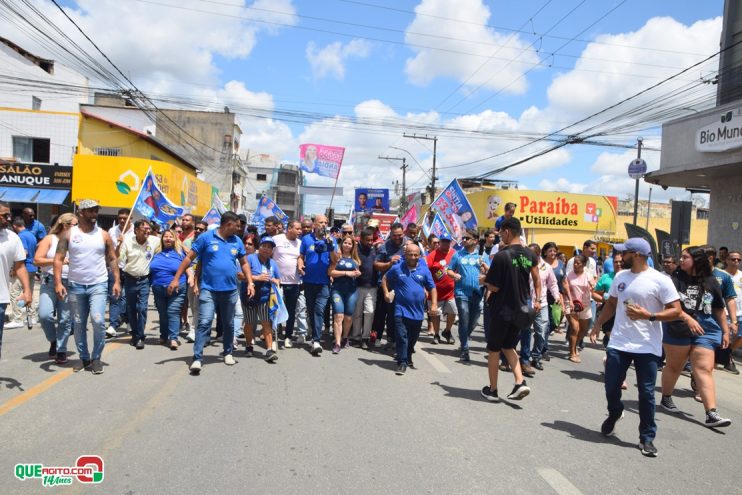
[0,163,72,189]
[468,189,618,232]
[696,108,742,152]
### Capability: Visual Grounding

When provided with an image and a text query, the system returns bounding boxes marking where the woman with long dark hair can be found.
[660,247,732,427]
[564,254,595,363]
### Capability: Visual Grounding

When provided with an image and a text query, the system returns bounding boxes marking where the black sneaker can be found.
[90,359,104,374]
[442,330,455,345]
[265,350,278,363]
[245,346,254,357]
[135,340,145,350]
[601,411,624,436]
[48,341,57,358]
[460,350,470,362]
[531,359,543,371]
[705,409,732,428]
[639,440,658,457]
[660,395,680,413]
[395,363,407,375]
[724,359,740,375]
[407,359,414,369]
[480,386,500,402]
[506,381,531,400]
[73,359,91,372]
[55,352,68,365]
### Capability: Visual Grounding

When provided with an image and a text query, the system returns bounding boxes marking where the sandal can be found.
[568,355,581,363]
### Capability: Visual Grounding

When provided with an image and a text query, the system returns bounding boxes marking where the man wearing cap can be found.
[54,200,120,374]
[244,236,281,362]
[589,238,681,458]
[427,230,457,345]
[169,211,254,374]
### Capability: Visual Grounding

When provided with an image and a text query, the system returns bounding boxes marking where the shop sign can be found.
[0,163,71,189]
[696,108,742,152]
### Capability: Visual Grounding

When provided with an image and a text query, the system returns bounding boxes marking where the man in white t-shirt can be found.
[589,238,680,458]
[725,250,742,354]
[566,239,598,278]
[272,220,303,348]
[0,202,33,360]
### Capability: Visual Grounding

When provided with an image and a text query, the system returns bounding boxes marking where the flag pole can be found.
[120,167,151,235]
[327,148,345,211]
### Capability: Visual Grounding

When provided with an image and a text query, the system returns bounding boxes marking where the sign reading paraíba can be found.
[696,108,742,152]
[0,163,72,189]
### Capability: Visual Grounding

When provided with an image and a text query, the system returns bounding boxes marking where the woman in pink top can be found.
[563,254,596,363]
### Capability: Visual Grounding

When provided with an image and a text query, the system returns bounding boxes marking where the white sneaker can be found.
[295,335,306,345]
[4,321,22,329]
[271,341,278,352]
[106,325,117,338]
[186,330,195,343]
[189,360,202,373]
[374,339,382,348]
[311,341,323,355]
[224,354,235,365]
[284,337,293,348]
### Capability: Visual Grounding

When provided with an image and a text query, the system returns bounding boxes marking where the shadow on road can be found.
[357,357,397,372]
[561,369,604,383]
[22,351,77,373]
[430,381,523,409]
[540,420,637,449]
[0,376,24,391]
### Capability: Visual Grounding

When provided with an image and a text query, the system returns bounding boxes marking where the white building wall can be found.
[0,109,78,165]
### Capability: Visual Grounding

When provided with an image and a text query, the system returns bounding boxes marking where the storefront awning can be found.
[0,187,69,204]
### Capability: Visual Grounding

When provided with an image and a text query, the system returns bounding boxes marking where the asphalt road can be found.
[1,306,741,494]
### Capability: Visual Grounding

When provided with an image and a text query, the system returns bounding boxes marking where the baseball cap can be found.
[614,238,652,257]
[237,214,247,223]
[78,199,99,210]
[259,236,276,247]
[438,231,452,241]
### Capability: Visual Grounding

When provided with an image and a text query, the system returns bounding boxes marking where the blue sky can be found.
[7,0,727,213]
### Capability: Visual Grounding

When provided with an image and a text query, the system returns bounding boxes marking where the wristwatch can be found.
[649,313,657,322]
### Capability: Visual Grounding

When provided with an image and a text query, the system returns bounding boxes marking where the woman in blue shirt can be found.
[150,229,193,349]
[328,236,361,353]
[243,236,281,362]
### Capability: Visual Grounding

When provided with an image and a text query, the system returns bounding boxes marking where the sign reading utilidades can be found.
[696,109,742,152]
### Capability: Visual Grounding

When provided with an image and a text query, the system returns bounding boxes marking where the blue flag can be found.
[134,171,184,226]
[269,283,289,328]
[251,195,288,233]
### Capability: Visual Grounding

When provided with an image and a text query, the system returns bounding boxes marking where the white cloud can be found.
[306,39,371,80]
[404,0,540,93]
[539,178,588,194]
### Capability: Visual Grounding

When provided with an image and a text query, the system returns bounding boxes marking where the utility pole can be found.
[403,133,437,203]
[628,137,646,226]
[378,155,407,213]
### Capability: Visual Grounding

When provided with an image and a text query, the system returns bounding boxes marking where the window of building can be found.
[32,96,42,110]
[12,136,50,163]
[256,173,267,181]
[94,147,122,157]
[255,193,263,200]
[696,208,709,220]
[276,191,295,204]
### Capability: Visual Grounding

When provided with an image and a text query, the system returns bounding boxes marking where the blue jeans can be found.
[282,284,301,338]
[68,281,108,361]
[38,276,72,353]
[605,347,658,443]
[395,316,422,365]
[194,289,237,361]
[530,305,550,360]
[108,269,126,328]
[152,284,186,341]
[331,286,358,315]
[455,289,482,351]
[124,275,151,342]
[0,303,7,358]
[304,283,330,343]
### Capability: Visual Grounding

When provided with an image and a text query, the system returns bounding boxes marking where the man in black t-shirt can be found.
[481,217,541,402]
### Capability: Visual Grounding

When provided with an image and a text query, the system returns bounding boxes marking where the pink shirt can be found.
[566,270,595,307]
[531,258,561,306]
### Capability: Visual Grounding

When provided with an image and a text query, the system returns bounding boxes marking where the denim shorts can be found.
[663,314,722,350]
[331,287,358,315]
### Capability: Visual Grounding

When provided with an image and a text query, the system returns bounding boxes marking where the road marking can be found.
[0,343,122,417]
[421,350,452,373]
[537,468,584,495]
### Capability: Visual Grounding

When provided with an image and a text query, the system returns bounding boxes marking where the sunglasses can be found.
[342,231,353,235]
[461,236,474,241]
[729,258,741,262]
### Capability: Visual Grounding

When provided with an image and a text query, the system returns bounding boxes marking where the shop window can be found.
[256,173,267,181]
[12,136,50,163]
[94,147,121,157]
[32,96,42,110]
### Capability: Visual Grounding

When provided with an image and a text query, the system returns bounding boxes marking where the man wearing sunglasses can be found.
[0,203,33,360]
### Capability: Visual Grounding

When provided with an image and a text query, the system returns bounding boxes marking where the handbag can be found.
[572,300,585,313]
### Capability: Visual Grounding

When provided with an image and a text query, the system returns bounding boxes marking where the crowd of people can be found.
[0,199,740,458]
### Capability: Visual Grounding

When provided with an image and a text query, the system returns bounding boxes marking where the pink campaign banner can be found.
[400,204,418,229]
[299,144,345,179]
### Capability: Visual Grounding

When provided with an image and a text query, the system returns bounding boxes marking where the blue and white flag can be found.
[202,207,221,225]
[430,213,451,239]
[432,179,478,242]
[134,170,184,226]
[269,283,289,328]
[251,195,288,233]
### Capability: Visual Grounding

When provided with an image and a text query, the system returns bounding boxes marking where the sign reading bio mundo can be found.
[355,188,389,213]
[468,189,618,232]
[696,108,742,152]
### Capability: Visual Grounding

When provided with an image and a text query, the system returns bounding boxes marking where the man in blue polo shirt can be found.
[298,214,337,355]
[383,243,437,375]
[169,211,253,374]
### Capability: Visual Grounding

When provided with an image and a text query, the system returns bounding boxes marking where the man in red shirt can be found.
[426,232,457,344]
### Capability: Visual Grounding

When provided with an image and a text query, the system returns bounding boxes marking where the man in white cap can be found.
[54,199,120,374]
[589,237,681,458]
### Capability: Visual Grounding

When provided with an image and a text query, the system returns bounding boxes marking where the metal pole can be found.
[431,137,437,200]
[401,157,407,212]
[632,138,643,225]
[645,187,652,230]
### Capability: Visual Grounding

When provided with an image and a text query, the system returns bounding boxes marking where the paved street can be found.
[1,307,741,494]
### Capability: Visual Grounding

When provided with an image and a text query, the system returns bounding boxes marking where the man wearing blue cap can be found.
[244,236,281,362]
[589,237,681,458]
